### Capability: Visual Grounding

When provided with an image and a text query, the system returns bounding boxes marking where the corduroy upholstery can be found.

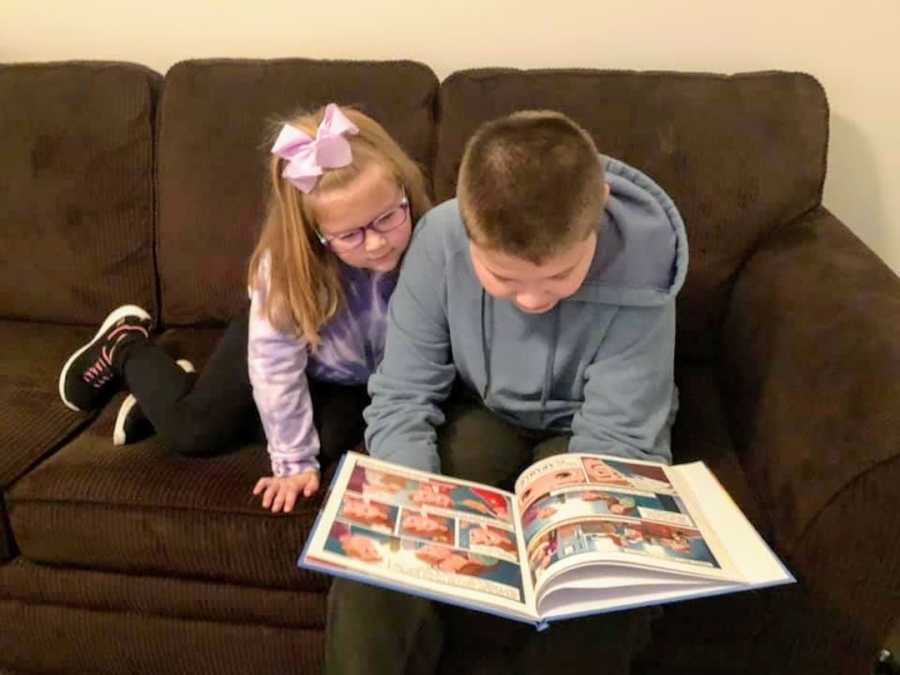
[0,62,159,324]
[1,60,898,675]
[155,58,438,326]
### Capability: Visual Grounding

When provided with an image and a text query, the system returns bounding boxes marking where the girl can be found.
[58,103,431,513]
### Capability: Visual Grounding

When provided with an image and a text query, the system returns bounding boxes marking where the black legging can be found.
[119,308,370,464]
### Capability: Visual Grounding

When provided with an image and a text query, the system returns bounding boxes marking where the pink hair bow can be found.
[271,103,360,193]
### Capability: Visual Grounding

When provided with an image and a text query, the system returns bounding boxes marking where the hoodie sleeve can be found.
[570,302,677,465]
[364,218,456,473]
[247,262,320,477]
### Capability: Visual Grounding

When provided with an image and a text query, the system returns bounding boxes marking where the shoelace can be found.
[82,323,149,388]
[83,345,115,388]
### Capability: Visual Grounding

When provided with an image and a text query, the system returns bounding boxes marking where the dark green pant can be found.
[324,392,652,675]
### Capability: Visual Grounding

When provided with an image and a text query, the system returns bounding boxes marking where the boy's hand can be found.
[253,470,320,513]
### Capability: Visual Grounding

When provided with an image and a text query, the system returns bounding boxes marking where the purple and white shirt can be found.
[248,254,396,476]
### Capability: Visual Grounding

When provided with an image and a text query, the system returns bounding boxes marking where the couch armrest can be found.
[720,206,900,671]
[721,206,900,550]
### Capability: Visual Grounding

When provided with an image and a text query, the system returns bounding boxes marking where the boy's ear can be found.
[603,182,611,203]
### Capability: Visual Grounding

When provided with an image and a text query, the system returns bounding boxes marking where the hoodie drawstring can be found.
[480,290,492,401]
[539,306,560,426]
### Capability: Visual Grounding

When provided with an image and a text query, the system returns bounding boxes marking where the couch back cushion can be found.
[156,58,438,325]
[0,62,159,323]
[434,69,828,361]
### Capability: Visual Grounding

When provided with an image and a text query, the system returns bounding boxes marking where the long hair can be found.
[248,106,431,347]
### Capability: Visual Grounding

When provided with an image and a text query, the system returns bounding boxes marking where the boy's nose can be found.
[515,293,554,313]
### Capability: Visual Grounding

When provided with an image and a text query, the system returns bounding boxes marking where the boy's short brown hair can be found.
[458,110,605,263]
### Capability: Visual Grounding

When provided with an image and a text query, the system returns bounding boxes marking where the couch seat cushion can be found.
[7,328,329,591]
[0,321,100,560]
[0,557,325,629]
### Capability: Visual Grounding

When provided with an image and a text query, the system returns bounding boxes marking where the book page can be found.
[514,453,740,597]
[533,558,727,619]
[666,462,794,586]
[538,577,738,623]
[302,453,538,620]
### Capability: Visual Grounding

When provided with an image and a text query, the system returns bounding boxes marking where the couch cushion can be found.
[671,364,771,536]
[156,58,439,326]
[0,557,325,630]
[0,62,160,324]
[0,321,99,560]
[634,363,777,673]
[434,69,828,361]
[6,328,328,591]
[0,499,10,561]
[0,606,322,675]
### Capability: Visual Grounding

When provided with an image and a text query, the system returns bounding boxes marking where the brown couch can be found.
[1,59,898,675]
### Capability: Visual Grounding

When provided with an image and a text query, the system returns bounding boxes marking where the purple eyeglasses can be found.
[316,193,410,251]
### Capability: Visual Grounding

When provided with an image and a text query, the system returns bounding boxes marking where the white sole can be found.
[58,304,152,412]
[112,394,138,446]
[112,358,194,446]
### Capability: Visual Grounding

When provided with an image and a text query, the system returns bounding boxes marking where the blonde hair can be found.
[248,106,431,347]
[458,110,604,264]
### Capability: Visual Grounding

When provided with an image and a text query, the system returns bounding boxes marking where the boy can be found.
[325,110,688,675]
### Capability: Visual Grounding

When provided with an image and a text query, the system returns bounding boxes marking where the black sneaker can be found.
[113,359,195,446]
[58,305,152,412]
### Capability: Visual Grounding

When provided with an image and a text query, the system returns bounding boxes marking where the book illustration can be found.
[323,521,525,602]
[528,517,719,585]
[637,522,717,566]
[521,486,693,546]
[398,508,455,545]
[338,493,399,535]
[347,463,513,526]
[516,455,678,513]
[517,455,589,512]
[326,522,391,564]
[583,457,675,494]
[528,528,559,581]
[458,519,520,562]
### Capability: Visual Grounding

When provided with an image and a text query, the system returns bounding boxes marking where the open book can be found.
[299,451,794,630]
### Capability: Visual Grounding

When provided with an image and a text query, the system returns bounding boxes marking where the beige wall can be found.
[4,0,898,273]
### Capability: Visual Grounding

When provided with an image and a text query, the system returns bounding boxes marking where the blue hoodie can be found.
[364,156,688,474]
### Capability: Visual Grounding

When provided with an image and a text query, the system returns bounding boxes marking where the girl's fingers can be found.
[283,489,298,513]
[262,483,278,509]
[254,474,318,510]
[304,475,320,497]
[271,489,287,513]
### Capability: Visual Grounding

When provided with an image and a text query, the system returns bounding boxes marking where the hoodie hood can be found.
[479,154,688,421]
[571,155,688,307]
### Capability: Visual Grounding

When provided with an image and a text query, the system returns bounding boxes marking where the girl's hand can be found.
[253,470,320,513]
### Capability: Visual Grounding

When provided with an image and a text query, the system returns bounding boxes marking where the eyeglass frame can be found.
[315,191,410,251]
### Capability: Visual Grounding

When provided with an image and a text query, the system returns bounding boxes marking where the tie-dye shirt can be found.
[248,254,396,476]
